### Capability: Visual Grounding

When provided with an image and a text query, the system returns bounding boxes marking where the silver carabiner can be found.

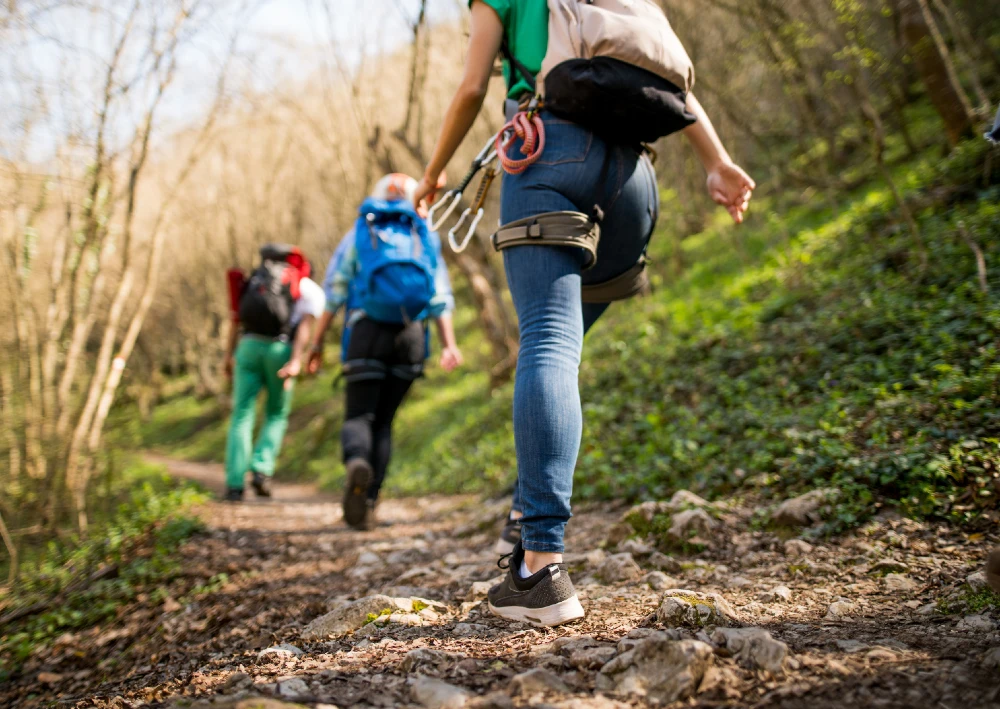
[427,190,463,232]
[448,207,485,253]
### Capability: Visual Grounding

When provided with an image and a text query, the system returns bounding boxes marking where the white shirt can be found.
[291,277,326,326]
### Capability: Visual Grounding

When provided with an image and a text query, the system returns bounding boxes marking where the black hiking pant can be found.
[341,317,426,501]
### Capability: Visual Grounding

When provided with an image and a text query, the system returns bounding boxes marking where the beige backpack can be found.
[514,0,697,144]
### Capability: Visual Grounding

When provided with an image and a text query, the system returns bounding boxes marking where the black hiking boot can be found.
[487,541,585,627]
[251,471,272,498]
[494,512,522,555]
[225,487,244,502]
[987,546,1000,594]
[343,458,373,529]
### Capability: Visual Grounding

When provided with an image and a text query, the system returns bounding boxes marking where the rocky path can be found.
[10,458,1000,709]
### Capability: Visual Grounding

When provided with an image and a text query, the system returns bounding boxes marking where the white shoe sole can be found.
[494,537,516,555]
[488,595,585,627]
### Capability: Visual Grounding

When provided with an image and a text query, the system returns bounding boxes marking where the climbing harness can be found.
[428,99,548,254]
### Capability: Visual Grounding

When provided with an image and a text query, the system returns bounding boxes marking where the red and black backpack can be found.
[237,244,311,338]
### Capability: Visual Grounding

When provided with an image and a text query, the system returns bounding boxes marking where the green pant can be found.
[225,336,295,489]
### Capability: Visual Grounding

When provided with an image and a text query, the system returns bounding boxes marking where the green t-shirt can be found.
[473,0,548,99]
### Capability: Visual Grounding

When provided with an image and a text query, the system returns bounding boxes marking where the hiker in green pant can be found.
[223,245,326,501]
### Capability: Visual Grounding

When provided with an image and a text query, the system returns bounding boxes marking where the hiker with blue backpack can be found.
[308,174,463,530]
[414,0,755,626]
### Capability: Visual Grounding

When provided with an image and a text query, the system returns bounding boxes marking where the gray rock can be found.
[388,612,424,626]
[222,672,252,693]
[568,645,617,670]
[357,551,383,566]
[835,639,870,653]
[257,643,304,661]
[598,553,643,584]
[647,552,682,573]
[667,490,711,510]
[957,614,997,632]
[869,560,909,575]
[783,539,814,557]
[711,627,790,674]
[657,589,738,627]
[668,508,717,541]
[452,623,490,637]
[509,668,571,696]
[772,489,836,527]
[966,570,989,591]
[982,647,1000,670]
[468,692,516,709]
[277,677,310,698]
[726,576,753,588]
[825,598,857,618]
[301,595,412,639]
[401,648,466,673]
[411,675,472,709]
[467,581,495,602]
[642,571,679,591]
[618,538,654,556]
[597,637,714,704]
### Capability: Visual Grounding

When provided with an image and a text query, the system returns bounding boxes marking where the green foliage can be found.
[937,584,1000,615]
[0,465,206,680]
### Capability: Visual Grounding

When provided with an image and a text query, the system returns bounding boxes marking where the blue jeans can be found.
[502,113,658,552]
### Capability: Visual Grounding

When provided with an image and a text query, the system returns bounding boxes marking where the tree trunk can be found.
[892,0,974,146]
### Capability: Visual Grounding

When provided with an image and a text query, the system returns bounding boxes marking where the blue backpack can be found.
[354,198,438,324]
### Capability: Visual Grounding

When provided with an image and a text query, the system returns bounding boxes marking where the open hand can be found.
[413,171,448,219]
[706,162,756,224]
[277,358,301,380]
[307,347,323,375]
[439,346,464,373]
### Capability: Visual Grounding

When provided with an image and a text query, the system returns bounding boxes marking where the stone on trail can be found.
[657,589,738,627]
[597,637,714,705]
[783,539,814,557]
[957,615,997,632]
[982,647,1000,670]
[301,595,414,639]
[277,677,310,698]
[509,667,572,696]
[257,643,304,661]
[756,586,793,603]
[647,551,682,573]
[388,612,424,626]
[711,627,790,675]
[467,578,502,602]
[772,489,836,527]
[618,538,654,556]
[883,573,919,592]
[569,645,617,670]
[597,553,643,583]
[869,559,909,575]
[617,629,681,655]
[222,672,252,693]
[966,570,989,591]
[825,598,858,619]
[668,508,717,542]
[467,692,516,709]
[452,622,490,637]
[643,571,679,591]
[411,675,472,709]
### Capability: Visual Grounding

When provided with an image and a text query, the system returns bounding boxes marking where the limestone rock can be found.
[411,675,471,709]
[643,571,679,591]
[618,538,654,556]
[783,539,813,557]
[668,490,712,510]
[668,509,717,542]
[711,627,790,674]
[568,645,617,670]
[597,637,714,705]
[647,552,682,573]
[598,553,643,584]
[222,672,252,693]
[966,570,989,591]
[957,614,997,632]
[756,586,793,603]
[257,644,303,661]
[509,668,571,696]
[301,595,411,640]
[657,589,738,627]
[452,623,490,637]
[467,579,500,602]
[772,489,836,527]
[825,598,857,619]
[277,677,310,698]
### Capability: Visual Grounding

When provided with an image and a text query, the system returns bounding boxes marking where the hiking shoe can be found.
[224,487,244,502]
[343,458,373,529]
[487,541,585,627]
[251,471,272,498]
[987,547,1000,594]
[494,513,522,555]
[361,500,378,531]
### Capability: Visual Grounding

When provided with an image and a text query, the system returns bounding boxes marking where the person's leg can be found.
[368,375,415,500]
[224,339,264,492]
[504,244,587,562]
[249,340,294,478]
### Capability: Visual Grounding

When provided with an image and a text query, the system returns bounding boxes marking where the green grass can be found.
[0,460,208,681]
[128,137,1000,532]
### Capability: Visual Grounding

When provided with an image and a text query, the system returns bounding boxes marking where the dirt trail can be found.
[9,457,1000,709]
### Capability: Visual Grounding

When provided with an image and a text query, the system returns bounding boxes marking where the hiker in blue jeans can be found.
[414,0,755,626]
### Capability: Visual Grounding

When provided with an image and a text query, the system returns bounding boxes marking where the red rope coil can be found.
[496,110,546,175]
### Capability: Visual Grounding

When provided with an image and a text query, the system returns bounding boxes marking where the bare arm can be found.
[307,309,337,374]
[278,314,315,381]
[435,314,463,372]
[414,0,502,206]
[682,93,756,224]
[224,320,240,379]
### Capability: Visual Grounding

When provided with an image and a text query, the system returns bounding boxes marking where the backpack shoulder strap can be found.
[500,35,537,95]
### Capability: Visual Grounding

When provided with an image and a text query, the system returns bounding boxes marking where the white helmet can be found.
[371,173,417,203]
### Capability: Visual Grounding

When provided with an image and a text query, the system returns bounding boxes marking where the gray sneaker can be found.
[487,541,585,627]
[343,458,372,529]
